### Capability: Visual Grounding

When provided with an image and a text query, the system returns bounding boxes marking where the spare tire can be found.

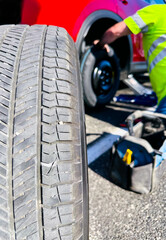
[81,46,120,108]
[0,25,88,239]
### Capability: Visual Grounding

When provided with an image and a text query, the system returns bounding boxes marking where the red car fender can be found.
[21,0,116,41]
[21,0,148,64]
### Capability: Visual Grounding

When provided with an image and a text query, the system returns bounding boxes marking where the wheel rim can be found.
[92,59,115,98]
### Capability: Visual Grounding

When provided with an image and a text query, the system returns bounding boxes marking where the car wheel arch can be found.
[76,10,133,74]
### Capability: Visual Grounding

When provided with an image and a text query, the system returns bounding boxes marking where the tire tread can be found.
[0,24,87,239]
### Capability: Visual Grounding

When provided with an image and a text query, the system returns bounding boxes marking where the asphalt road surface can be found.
[86,78,166,240]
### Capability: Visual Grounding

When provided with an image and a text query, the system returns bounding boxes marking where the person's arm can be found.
[95,21,132,50]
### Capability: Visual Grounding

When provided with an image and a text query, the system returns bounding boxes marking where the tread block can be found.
[13,145,36,166]
[42,98,58,108]
[15,91,37,106]
[43,207,60,227]
[0,208,8,219]
[0,229,10,240]
[0,165,6,177]
[57,143,72,161]
[16,85,38,98]
[42,186,60,205]
[44,229,59,239]
[18,66,39,78]
[14,176,35,198]
[17,221,39,240]
[0,47,17,57]
[57,184,73,202]
[13,125,36,146]
[0,143,7,155]
[15,200,36,220]
[56,80,71,94]
[56,93,71,107]
[0,96,10,108]
[0,132,7,145]
[42,124,57,135]
[0,105,8,116]
[43,68,58,80]
[14,106,37,125]
[13,135,36,155]
[15,210,37,231]
[13,157,36,178]
[44,48,58,58]
[59,224,72,236]
[0,196,7,208]
[41,163,72,183]
[0,187,7,200]
[27,231,39,240]
[42,152,58,164]
[13,165,36,189]
[42,79,58,93]
[0,61,13,71]
[42,109,57,124]
[15,98,37,114]
[0,88,10,100]
[19,55,40,66]
[42,174,60,186]
[57,124,72,141]
[57,108,72,123]
[0,152,6,166]
[14,116,36,133]
[0,51,15,62]
[16,78,38,92]
[0,73,12,86]
[57,68,72,82]
[14,187,36,210]
[0,79,12,92]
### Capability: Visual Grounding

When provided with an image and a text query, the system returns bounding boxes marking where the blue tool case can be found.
[110,111,166,194]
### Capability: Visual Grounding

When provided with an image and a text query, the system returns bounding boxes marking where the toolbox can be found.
[110,110,166,194]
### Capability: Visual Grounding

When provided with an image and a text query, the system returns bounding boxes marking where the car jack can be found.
[113,74,157,107]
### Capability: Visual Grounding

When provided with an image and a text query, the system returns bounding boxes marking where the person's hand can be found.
[93,40,110,53]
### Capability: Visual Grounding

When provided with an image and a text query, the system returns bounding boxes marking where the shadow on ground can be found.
[88,150,111,181]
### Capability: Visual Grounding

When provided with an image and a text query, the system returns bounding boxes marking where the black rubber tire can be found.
[81,46,120,108]
[0,25,88,240]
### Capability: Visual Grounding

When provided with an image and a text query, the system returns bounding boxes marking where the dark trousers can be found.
[156,96,166,114]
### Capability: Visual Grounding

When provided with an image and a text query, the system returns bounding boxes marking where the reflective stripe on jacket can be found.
[124,4,166,103]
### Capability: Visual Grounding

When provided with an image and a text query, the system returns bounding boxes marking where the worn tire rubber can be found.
[0,25,88,240]
[81,46,120,108]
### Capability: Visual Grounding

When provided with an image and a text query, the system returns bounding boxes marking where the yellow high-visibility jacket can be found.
[124,4,166,104]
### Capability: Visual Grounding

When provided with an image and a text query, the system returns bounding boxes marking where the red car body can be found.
[21,0,149,77]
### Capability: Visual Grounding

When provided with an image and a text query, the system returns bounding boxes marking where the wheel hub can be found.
[93,60,114,96]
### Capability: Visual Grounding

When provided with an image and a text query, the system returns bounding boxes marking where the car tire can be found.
[81,46,120,108]
[0,25,88,240]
